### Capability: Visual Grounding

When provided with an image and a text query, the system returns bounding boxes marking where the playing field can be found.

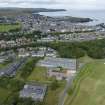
[65,59,105,105]
[0,24,21,32]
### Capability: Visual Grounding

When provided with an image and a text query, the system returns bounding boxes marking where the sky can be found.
[0,0,105,10]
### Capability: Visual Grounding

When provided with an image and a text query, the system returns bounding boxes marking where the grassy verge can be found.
[44,82,65,105]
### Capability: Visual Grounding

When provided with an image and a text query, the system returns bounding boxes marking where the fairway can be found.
[65,59,105,105]
[0,24,21,32]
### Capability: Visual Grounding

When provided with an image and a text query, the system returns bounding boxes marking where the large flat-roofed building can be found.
[38,57,77,74]
[20,84,47,101]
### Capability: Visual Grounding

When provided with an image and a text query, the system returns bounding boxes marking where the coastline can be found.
[39,10,105,25]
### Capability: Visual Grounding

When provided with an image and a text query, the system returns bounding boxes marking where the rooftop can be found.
[20,84,47,101]
[38,57,77,70]
[0,58,26,77]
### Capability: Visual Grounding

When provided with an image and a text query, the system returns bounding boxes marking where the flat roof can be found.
[20,84,47,101]
[38,57,77,70]
[0,58,26,76]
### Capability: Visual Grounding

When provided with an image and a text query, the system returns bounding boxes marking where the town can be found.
[0,8,105,105]
[0,14,105,49]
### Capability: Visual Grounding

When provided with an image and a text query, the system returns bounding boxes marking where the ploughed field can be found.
[65,59,105,105]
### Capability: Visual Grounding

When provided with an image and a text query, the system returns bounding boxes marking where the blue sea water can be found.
[39,10,105,25]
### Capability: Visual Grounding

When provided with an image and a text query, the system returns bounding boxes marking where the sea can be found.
[39,10,105,26]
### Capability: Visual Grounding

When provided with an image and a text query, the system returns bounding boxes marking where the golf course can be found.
[65,57,105,105]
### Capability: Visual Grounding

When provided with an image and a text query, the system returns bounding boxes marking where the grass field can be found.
[0,24,21,32]
[0,64,6,69]
[44,82,65,105]
[28,66,54,83]
[0,87,10,104]
[28,67,47,82]
[65,58,105,105]
[0,62,12,69]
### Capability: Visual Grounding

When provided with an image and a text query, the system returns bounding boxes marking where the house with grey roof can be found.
[20,84,47,101]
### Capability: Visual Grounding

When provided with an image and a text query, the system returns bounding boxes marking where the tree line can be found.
[1,38,105,59]
[45,39,105,59]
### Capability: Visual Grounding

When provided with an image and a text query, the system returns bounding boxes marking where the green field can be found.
[0,24,21,32]
[0,62,12,69]
[44,82,65,105]
[28,67,47,81]
[65,58,105,105]
[28,66,54,83]
[0,64,6,69]
[0,87,10,104]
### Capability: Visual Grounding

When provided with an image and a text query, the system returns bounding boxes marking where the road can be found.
[58,74,76,105]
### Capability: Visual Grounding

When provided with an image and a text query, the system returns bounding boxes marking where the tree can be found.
[50,79,59,90]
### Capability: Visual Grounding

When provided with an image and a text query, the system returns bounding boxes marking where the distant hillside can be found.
[0,8,66,16]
